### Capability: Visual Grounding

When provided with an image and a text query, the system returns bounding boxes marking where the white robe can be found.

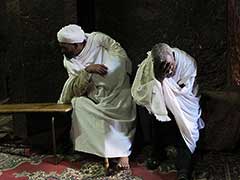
[131,48,204,153]
[58,32,136,158]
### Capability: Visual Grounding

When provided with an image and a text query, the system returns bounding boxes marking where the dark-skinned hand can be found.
[154,61,172,82]
[85,64,108,76]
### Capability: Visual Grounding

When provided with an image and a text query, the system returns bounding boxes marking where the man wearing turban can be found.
[57,24,136,169]
[131,43,204,180]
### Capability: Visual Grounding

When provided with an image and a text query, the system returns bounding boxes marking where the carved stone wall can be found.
[228,0,240,87]
[0,0,77,103]
[0,0,8,101]
[0,0,228,101]
[95,0,227,91]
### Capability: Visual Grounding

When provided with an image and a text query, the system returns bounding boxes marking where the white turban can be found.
[57,24,86,44]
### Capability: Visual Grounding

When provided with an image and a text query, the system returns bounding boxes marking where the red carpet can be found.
[131,162,176,180]
[1,141,240,180]
[0,152,176,180]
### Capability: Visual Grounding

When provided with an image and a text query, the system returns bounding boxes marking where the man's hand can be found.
[166,63,176,78]
[85,64,108,76]
[154,61,172,82]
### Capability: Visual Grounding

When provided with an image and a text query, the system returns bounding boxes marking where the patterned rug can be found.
[192,151,240,180]
[133,146,240,180]
[0,152,143,180]
[2,144,239,180]
[0,148,173,180]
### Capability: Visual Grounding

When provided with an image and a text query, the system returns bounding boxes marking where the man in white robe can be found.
[57,24,136,169]
[131,43,204,180]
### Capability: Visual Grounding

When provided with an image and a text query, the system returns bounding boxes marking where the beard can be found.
[63,52,75,59]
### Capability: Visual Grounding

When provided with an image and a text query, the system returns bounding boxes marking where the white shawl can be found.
[57,32,136,157]
[131,48,204,153]
[58,32,133,104]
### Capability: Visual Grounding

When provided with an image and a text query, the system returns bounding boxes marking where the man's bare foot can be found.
[116,156,130,170]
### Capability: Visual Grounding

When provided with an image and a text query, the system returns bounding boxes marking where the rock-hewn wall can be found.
[95,0,227,91]
[0,0,77,103]
[0,0,8,101]
[0,0,228,102]
[228,0,240,87]
[0,0,77,140]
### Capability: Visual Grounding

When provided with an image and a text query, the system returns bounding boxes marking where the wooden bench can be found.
[0,103,72,164]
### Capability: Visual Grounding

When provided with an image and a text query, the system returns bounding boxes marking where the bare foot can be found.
[116,156,130,170]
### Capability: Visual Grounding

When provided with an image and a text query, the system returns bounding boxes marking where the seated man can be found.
[131,43,204,180]
[57,24,136,169]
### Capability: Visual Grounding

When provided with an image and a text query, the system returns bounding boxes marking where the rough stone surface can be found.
[0,0,8,101]
[95,0,227,91]
[0,0,228,101]
[228,0,240,87]
[0,0,77,103]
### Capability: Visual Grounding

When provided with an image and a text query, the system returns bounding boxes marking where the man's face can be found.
[153,52,176,79]
[59,43,79,59]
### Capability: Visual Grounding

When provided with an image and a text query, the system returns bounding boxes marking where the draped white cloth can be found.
[131,48,204,153]
[58,32,136,158]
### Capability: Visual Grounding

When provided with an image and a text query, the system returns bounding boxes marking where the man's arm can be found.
[173,48,197,90]
[85,64,108,76]
[58,70,92,104]
[93,32,132,75]
[72,70,92,97]
[94,32,128,57]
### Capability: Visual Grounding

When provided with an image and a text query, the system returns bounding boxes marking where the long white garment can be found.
[58,32,136,158]
[131,48,204,153]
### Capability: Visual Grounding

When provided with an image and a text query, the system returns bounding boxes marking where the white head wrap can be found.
[57,24,86,43]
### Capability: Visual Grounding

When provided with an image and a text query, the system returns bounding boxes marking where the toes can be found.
[116,163,130,170]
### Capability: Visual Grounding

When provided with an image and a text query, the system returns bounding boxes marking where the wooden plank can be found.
[0,103,72,113]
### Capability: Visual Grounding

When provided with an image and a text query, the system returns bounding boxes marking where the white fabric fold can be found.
[131,48,204,153]
[58,32,136,158]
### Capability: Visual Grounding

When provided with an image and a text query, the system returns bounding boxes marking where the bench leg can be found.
[44,116,63,165]
[51,116,63,164]
[51,116,58,164]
